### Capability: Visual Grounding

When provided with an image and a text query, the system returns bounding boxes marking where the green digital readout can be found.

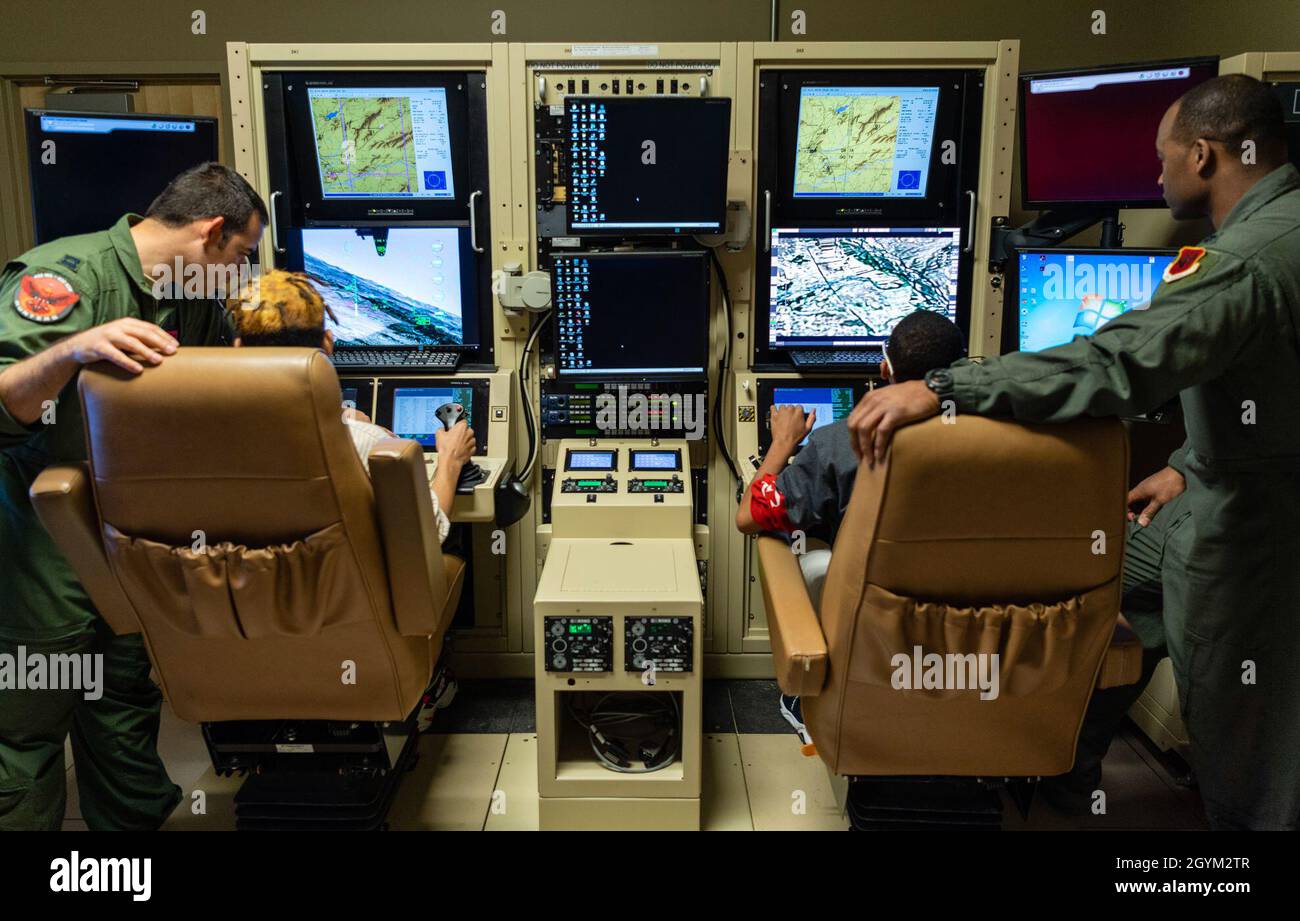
[576,480,603,487]
[568,623,592,635]
[642,480,668,487]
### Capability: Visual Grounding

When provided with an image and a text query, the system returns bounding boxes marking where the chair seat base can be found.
[846,776,1021,831]
[201,719,419,830]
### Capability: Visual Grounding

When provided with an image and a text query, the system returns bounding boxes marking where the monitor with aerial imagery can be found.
[280,71,479,224]
[792,86,940,199]
[766,226,960,348]
[299,226,479,349]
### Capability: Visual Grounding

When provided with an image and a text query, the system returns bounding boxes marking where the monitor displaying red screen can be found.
[1020,58,1218,208]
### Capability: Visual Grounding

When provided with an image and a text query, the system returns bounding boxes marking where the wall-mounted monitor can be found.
[24,110,219,243]
[565,96,731,234]
[280,71,481,224]
[792,85,940,199]
[766,226,960,349]
[299,226,479,349]
[552,249,710,378]
[758,68,981,227]
[1019,57,1218,209]
[1009,247,1177,352]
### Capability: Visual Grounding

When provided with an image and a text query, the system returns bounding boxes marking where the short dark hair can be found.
[146,162,269,242]
[1172,74,1288,160]
[886,310,965,382]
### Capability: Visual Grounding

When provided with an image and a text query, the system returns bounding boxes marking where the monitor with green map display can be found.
[279,71,480,224]
[306,85,456,200]
[792,86,939,199]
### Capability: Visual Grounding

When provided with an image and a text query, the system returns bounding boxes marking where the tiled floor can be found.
[60,680,1208,831]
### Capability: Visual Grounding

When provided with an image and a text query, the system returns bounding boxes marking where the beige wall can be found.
[1,0,1296,252]
[2,0,1296,69]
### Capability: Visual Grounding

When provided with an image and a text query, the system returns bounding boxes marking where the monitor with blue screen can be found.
[1014,248,1177,352]
[389,385,475,448]
[756,379,866,452]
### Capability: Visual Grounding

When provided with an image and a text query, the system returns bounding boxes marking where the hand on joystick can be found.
[432,403,483,498]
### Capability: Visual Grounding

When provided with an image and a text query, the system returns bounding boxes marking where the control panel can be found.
[549,439,693,538]
[625,617,694,673]
[561,475,618,494]
[628,475,684,494]
[544,616,613,672]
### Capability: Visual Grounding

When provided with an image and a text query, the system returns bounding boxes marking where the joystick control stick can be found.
[435,403,487,492]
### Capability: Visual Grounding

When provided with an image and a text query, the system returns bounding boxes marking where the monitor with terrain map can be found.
[280,71,479,224]
[767,226,960,348]
[792,85,940,199]
[305,85,456,201]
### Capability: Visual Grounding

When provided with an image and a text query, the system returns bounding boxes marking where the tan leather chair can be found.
[31,348,464,724]
[758,415,1143,778]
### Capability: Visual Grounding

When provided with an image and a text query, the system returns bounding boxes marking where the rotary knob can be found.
[631,622,646,637]
[552,653,568,670]
[550,622,564,637]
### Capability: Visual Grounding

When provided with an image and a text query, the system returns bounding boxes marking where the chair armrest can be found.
[756,535,829,697]
[1096,613,1144,689]
[29,464,140,635]
[367,438,452,638]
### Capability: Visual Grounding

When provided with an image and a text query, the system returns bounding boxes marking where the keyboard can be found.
[333,348,460,370]
[789,348,883,368]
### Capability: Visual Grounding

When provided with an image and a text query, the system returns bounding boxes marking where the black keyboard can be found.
[789,348,883,368]
[332,349,460,370]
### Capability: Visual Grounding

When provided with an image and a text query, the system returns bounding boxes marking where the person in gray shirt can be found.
[736,310,966,741]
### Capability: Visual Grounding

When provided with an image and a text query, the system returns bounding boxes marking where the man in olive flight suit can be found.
[847,75,1300,830]
[0,163,265,830]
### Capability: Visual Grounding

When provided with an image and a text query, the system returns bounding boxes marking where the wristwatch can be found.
[923,368,956,405]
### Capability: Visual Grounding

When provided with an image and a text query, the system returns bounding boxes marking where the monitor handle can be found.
[469,190,484,253]
[762,189,772,253]
[269,190,285,256]
[964,189,976,254]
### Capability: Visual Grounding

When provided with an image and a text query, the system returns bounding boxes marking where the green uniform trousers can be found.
[1066,491,1189,796]
[0,621,181,831]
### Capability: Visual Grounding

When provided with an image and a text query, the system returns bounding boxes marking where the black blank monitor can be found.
[565,97,731,234]
[1019,57,1218,209]
[553,250,710,378]
[25,110,219,243]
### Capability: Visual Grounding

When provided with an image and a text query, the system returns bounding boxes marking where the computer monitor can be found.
[552,250,710,378]
[307,85,455,201]
[565,97,731,233]
[1271,81,1300,171]
[1012,247,1177,352]
[756,380,866,452]
[24,110,218,243]
[377,379,489,455]
[300,226,475,348]
[281,71,476,224]
[767,227,960,348]
[1019,57,1218,209]
[792,85,940,199]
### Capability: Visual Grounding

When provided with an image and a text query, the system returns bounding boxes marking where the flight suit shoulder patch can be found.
[1163,246,1208,283]
[13,271,80,324]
